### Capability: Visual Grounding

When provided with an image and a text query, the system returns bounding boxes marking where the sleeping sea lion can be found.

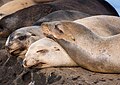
[34,10,90,25]
[41,21,120,73]
[23,37,77,68]
[5,26,44,59]
[0,0,118,38]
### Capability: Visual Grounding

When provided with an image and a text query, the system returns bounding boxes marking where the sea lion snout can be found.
[41,21,75,42]
[23,58,39,68]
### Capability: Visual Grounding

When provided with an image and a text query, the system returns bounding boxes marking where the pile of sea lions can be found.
[1,0,120,73]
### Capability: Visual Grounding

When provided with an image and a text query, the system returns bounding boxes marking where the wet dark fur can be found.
[34,10,90,25]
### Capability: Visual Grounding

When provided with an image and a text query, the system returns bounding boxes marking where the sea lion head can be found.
[41,21,78,42]
[5,26,44,59]
[23,37,77,68]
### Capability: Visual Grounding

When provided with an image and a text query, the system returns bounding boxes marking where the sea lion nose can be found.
[23,59,38,68]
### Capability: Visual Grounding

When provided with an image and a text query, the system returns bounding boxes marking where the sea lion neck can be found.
[63,22,104,46]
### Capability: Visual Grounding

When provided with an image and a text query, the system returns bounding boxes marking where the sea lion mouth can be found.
[9,47,26,56]
[30,62,47,68]
[24,61,47,69]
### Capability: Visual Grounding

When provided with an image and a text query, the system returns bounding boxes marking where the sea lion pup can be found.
[41,21,120,73]
[5,26,44,59]
[0,0,119,38]
[0,0,55,19]
[34,10,90,25]
[74,15,120,37]
[23,37,77,68]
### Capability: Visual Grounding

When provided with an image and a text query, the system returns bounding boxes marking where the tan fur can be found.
[23,37,77,68]
[41,19,120,73]
[74,15,120,37]
[0,0,54,19]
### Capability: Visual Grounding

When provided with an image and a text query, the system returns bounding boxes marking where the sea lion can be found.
[0,0,118,38]
[5,26,44,59]
[0,0,55,19]
[23,37,77,68]
[74,15,120,37]
[34,10,90,25]
[41,21,120,73]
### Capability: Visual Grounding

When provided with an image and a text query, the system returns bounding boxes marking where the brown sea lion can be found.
[41,21,120,73]
[0,0,118,38]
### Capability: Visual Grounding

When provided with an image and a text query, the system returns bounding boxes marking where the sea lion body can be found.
[5,26,44,59]
[74,15,120,37]
[0,0,55,19]
[0,0,118,38]
[41,21,120,73]
[0,0,36,19]
[23,37,77,68]
[34,10,90,25]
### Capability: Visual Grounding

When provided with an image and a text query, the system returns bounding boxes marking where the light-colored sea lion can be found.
[74,15,120,37]
[34,10,90,25]
[41,21,120,73]
[0,0,119,38]
[0,0,55,19]
[23,37,77,68]
[5,26,44,59]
